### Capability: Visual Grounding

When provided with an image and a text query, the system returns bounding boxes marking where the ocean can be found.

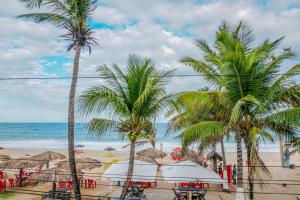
[0,123,279,152]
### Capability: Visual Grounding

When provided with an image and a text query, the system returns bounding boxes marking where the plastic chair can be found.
[8,179,16,188]
[195,182,204,189]
[57,181,66,189]
[0,179,6,192]
[87,179,96,188]
[67,180,73,189]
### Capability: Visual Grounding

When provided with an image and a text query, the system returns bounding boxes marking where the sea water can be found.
[0,123,279,152]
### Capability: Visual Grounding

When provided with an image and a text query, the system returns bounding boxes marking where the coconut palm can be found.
[79,55,175,199]
[18,1,97,199]
[180,21,300,199]
[167,89,231,190]
[217,25,300,200]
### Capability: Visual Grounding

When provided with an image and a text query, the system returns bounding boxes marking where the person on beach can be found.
[232,164,237,185]
[284,147,290,167]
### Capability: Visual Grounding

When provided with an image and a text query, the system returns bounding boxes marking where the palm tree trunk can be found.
[279,135,285,167]
[221,140,229,191]
[120,140,136,199]
[246,143,254,200]
[68,44,81,200]
[236,132,245,200]
[212,143,217,173]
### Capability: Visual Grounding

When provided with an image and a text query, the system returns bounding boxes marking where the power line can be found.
[0,72,300,81]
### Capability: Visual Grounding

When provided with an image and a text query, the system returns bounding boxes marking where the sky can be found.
[0,0,300,122]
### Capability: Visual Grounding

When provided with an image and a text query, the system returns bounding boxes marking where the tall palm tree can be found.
[214,26,300,200]
[18,1,97,199]
[180,21,300,200]
[179,22,254,194]
[78,55,175,199]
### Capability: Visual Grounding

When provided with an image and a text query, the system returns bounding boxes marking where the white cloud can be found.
[0,0,300,122]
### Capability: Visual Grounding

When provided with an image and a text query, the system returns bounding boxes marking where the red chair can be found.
[195,182,204,189]
[8,179,16,188]
[67,181,73,189]
[87,179,96,188]
[140,182,148,188]
[57,181,67,189]
[180,182,189,187]
[0,179,6,192]
[0,171,5,178]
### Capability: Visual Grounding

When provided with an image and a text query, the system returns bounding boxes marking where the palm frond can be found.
[182,121,227,147]
[88,118,118,137]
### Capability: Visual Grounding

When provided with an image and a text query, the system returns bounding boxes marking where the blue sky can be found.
[0,0,300,122]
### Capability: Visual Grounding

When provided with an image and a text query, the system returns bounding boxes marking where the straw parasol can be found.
[3,157,46,169]
[30,151,66,161]
[27,168,72,185]
[135,156,157,164]
[136,148,167,160]
[56,158,101,171]
[0,154,11,161]
[30,151,66,169]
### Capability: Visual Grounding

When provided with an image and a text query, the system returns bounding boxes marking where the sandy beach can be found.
[0,148,299,200]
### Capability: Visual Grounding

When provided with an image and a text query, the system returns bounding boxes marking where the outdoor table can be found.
[177,187,205,200]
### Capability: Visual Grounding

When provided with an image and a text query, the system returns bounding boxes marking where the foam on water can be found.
[0,123,280,152]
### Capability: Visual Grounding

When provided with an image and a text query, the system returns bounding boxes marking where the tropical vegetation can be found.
[78,55,175,199]
[173,21,300,199]
[18,1,98,199]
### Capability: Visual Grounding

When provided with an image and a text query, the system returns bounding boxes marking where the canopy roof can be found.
[102,160,157,182]
[104,147,116,151]
[160,160,223,184]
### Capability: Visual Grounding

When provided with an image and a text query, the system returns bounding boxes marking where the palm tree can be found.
[214,26,300,200]
[78,55,175,199]
[168,90,231,190]
[180,21,300,199]
[179,22,254,194]
[18,1,97,199]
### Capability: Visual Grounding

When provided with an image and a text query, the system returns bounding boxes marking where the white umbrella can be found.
[161,160,223,184]
[102,160,157,182]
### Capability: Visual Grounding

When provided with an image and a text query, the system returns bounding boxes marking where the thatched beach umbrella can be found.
[3,157,47,187]
[56,158,101,171]
[135,156,156,164]
[27,167,74,193]
[136,148,167,159]
[28,168,71,185]
[0,154,11,162]
[30,151,66,168]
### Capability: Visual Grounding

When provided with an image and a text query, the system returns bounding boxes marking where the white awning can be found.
[102,160,157,182]
[160,160,223,184]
